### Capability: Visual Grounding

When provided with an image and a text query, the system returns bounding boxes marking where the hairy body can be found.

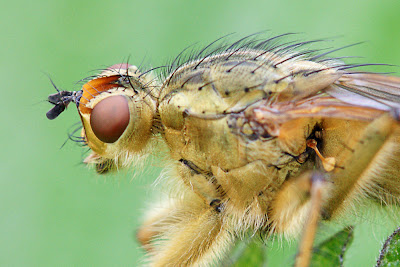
[47,34,400,266]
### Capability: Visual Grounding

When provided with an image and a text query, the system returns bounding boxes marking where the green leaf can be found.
[231,239,266,267]
[376,227,400,267]
[310,226,354,267]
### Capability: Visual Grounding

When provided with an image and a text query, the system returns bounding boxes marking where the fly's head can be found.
[46,64,159,171]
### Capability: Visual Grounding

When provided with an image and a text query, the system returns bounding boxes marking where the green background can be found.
[1,0,400,266]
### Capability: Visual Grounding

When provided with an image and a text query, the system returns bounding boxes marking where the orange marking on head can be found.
[78,75,121,114]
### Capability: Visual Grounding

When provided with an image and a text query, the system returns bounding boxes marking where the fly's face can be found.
[47,64,159,171]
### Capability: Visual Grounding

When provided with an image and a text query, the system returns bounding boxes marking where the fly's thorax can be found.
[159,51,287,116]
[157,52,287,163]
[161,115,247,170]
[278,59,342,99]
[157,50,337,170]
[159,50,342,113]
[155,48,345,215]
[78,64,158,159]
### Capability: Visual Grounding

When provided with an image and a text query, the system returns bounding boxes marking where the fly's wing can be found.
[261,72,400,124]
[327,73,400,111]
[251,94,387,128]
[244,72,400,158]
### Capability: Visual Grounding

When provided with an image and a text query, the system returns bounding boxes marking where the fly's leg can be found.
[295,113,398,266]
[137,191,233,266]
[268,171,328,267]
[150,201,232,267]
[136,198,179,252]
[322,112,399,219]
[269,113,398,267]
[294,173,326,267]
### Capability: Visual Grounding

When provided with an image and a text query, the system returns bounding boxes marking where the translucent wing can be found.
[234,72,400,150]
[328,73,400,111]
[257,72,400,125]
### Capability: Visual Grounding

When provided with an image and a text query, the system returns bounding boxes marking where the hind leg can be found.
[269,113,399,267]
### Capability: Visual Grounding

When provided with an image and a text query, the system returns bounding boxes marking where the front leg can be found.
[138,190,233,266]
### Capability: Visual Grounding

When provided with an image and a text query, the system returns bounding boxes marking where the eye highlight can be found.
[90,95,130,143]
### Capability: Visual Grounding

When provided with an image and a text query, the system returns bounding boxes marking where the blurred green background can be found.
[1,0,400,266]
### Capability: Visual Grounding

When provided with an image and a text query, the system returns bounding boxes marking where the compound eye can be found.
[90,95,130,143]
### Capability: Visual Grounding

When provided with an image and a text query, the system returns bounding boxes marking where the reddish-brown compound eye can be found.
[90,95,130,143]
